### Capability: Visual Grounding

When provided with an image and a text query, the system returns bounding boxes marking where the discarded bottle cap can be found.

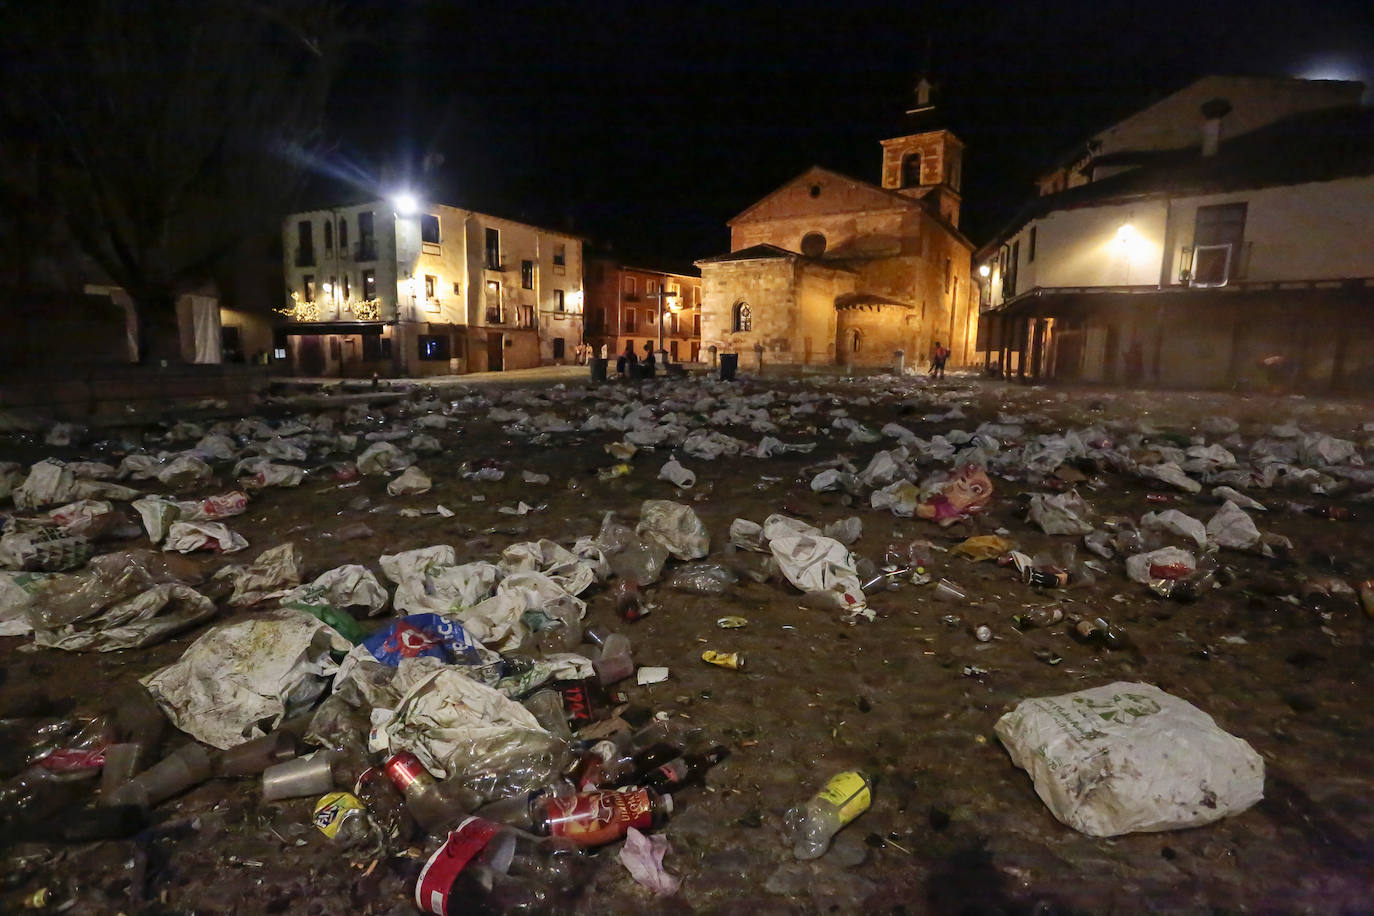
[716,616,748,629]
[973,624,993,642]
[701,650,744,670]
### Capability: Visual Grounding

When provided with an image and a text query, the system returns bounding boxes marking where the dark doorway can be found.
[299,335,325,375]
[486,333,504,371]
[552,337,565,360]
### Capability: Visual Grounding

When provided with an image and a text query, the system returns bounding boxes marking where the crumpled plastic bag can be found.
[157,455,213,489]
[377,658,566,784]
[393,561,501,616]
[754,436,815,458]
[1138,462,1202,494]
[223,543,304,607]
[0,527,93,572]
[357,441,415,475]
[282,564,389,617]
[822,516,862,546]
[681,429,744,461]
[387,466,433,496]
[768,529,865,608]
[1212,486,1266,511]
[0,571,53,636]
[1141,509,1208,550]
[658,459,696,490]
[1125,546,1196,583]
[163,521,249,554]
[238,460,305,489]
[32,583,216,652]
[729,518,766,552]
[916,464,993,526]
[500,541,596,596]
[13,460,79,511]
[618,827,681,896]
[1206,501,1262,551]
[132,496,181,544]
[142,608,346,749]
[995,681,1264,837]
[637,500,709,560]
[362,613,500,676]
[380,545,458,583]
[858,450,906,489]
[871,479,921,517]
[1028,491,1095,536]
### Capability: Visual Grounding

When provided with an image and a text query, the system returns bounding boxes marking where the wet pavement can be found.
[1,372,1371,914]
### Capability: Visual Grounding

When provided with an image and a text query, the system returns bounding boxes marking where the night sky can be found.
[323,0,1374,270]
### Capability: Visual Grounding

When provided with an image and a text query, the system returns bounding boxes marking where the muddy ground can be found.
[1,373,1372,915]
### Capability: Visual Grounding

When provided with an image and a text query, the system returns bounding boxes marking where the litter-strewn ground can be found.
[1,373,1371,914]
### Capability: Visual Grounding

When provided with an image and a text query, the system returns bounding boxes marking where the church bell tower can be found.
[879,76,964,227]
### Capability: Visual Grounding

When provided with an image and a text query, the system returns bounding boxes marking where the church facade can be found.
[695,115,977,371]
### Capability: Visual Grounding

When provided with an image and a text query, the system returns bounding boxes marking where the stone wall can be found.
[837,307,916,368]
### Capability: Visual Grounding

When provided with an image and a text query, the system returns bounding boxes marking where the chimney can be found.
[1199,97,1232,157]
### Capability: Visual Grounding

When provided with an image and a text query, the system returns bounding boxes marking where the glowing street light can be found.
[392,192,418,215]
[978,263,991,278]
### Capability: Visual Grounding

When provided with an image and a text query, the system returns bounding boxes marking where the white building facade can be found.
[279,201,583,376]
[978,77,1374,391]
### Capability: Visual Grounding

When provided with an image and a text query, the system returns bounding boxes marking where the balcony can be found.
[355,239,378,262]
[485,253,505,271]
[294,247,315,267]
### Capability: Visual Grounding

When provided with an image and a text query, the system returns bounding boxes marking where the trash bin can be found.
[589,357,608,382]
[719,352,738,381]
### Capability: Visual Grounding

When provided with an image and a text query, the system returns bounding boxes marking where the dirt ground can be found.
[1,372,1372,915]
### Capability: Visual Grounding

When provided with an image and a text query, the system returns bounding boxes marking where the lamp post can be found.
[653,286,680,365]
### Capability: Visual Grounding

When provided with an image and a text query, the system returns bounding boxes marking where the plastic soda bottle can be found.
[781,771,872,859]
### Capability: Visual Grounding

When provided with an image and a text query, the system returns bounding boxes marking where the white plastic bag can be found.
[637,500,709,560]
[995,681,1264,837]
[142,608,346,749]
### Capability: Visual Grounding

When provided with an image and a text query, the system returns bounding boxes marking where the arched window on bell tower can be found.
[901,152,923,189]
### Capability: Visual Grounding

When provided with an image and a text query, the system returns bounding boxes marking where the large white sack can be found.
[768,531,865,607]
[995,681,1264,837]
[142,609,346,749]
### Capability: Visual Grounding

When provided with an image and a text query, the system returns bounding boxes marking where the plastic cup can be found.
[103,743,213,809]
[217,731,299,777]
[932,579,967,603]
[99,742,147,797]
[261,753,336,802]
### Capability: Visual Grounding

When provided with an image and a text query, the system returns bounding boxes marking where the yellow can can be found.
[313,792,367,840]
[701,649,744,670]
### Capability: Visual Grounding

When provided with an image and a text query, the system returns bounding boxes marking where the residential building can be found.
[977,75,1373,390]
[584,257,702,363]
[695,81,977,371]
[278,200,583,376]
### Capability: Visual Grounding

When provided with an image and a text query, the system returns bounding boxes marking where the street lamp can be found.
[653,286,680,364]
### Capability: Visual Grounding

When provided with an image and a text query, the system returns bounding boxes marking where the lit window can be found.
[521,260,534,289]
[732,301,751,332]
[424,275,436,299]
[362,269,376,299]
[303,275,315,302]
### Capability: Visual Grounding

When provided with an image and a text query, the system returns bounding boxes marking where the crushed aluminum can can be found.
[312,792,368,841]
[701,650,744,670]
[716,616,748,629]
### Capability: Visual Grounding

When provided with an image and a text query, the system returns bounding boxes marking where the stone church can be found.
[696,84,977,370]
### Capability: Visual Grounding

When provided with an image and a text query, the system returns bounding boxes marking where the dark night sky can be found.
[322,0,1374,270]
